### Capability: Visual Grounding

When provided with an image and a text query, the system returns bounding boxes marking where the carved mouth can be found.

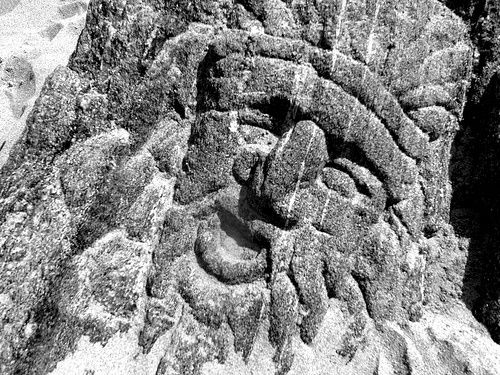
[217,209,264,259]
[194,209,268,285]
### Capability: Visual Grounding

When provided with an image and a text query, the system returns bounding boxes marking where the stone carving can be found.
[166,6,471,368]
[3,1,500,375]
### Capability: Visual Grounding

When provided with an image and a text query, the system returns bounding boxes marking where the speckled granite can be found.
[1,1,500,374]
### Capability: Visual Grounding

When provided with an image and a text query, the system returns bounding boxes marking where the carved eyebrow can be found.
[210,31,429,161]
[208,54,417,201]
[212,28,470,156]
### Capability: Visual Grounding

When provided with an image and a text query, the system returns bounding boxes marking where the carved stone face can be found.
[169,1,472,370]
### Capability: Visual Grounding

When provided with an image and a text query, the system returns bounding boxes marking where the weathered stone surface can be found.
[2,0,500,374]
[448,1,500,346]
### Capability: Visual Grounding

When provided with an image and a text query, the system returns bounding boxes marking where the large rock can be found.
[2,1,500,375]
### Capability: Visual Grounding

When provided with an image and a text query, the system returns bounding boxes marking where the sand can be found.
[0,0,20,16]
[0,0,89,168]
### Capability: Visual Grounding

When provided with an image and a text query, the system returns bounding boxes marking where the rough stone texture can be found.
[2,0,500,374]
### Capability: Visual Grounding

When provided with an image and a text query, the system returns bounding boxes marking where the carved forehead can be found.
[239,0,469,52]
[224,0,471,105]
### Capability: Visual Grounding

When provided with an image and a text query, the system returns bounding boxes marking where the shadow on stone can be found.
[450,69,500,341]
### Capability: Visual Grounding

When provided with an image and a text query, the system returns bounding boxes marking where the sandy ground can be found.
[0,0,89,168]
[0,0,21,16]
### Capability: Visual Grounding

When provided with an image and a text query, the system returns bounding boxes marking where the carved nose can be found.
[261,121,329,205]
